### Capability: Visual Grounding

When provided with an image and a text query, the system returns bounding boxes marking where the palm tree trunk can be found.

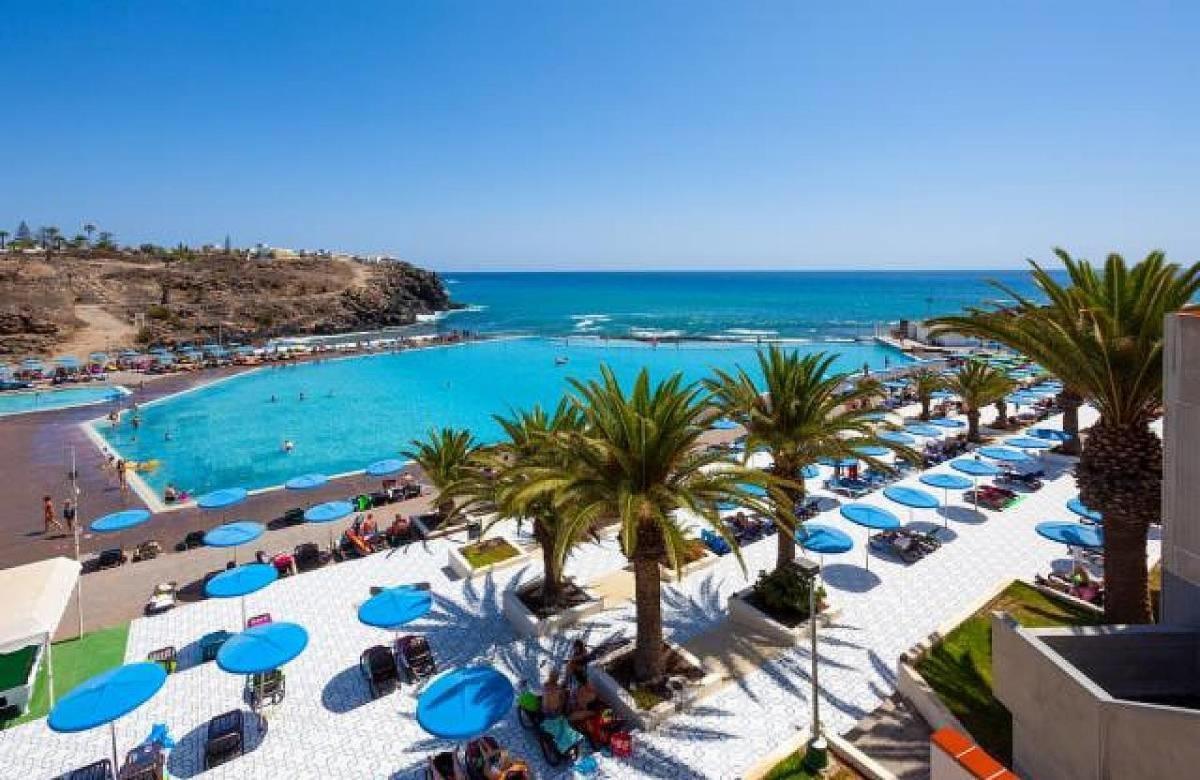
[536,523,562,607]
[1076,421,1160,624]
[994,400,1008,429]
[920,397,931,421]
[632,552,665,682]
[966,410,981,442]
[1058,389,1083,456]
[770,459,801,572]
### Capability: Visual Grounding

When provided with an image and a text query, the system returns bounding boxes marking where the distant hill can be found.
[0,250,455,357]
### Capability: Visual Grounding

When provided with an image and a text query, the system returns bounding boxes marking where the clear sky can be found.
[1,1,1196,270]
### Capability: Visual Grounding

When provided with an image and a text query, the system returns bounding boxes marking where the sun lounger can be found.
[204,710,244,769]
[248,669,286,709]
[294,542,323,570]
[144,581,177,615]
[825,477,870,498]
[146,646,177,674]
[700,529,731,555]
[427,751,465,780]
[118,742,164,780]
[57,759,113,780]
[360,645,399,698]
[200,630,232,663]
[396,635,437,684]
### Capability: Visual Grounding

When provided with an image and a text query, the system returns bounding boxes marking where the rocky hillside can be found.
[0,251,455,356]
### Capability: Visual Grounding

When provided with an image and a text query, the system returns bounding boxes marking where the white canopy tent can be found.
[0,557,81,710]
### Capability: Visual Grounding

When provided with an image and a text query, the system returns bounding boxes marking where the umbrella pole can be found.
[241,596,247,628]
[110,721,119,773]
[46,635,55,707]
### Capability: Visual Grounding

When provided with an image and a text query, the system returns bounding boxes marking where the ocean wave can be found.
[629,328,684,339]
[571,313,613,331]
[725,328,779,336]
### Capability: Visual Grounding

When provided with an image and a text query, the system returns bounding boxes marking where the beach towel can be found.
[541,715,582,754]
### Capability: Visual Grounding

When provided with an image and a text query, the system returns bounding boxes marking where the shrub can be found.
[753,563,826,618]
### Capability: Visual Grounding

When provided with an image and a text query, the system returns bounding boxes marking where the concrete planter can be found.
[657,548,720,583]
[447,536,532,580]
[727,586,840,645]
[502,581,606,638]
[587,641,721,731]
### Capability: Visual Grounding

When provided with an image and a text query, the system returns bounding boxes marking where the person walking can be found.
[43,495,64,534]
[62,498,76,530]
[116,459,128,494]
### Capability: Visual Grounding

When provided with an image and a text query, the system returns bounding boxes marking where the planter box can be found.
[502,581,606,638]
[587,641,721,731]
[447,535,532,580]
[657,548,721,583]
[727,586,840,645]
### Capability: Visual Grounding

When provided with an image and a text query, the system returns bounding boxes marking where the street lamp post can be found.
[795,555,828,772]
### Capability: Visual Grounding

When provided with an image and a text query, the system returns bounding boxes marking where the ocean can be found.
[434,270,1051,340]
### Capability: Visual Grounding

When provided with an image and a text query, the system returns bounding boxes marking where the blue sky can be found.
[1,1,1196,270]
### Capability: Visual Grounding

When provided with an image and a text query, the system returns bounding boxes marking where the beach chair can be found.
[294,542,323,571]
[96,548,126,570]
[247,669,286,708]
[700,529,731,555]
[146,646,177,674]
[118,742,164,780]
[869,530,925,564]
[279,507,305,526]
[360,645,399,698]
[396,635,437,684]
[426,751,465,780]
[200,630,232,663]
[144,581,177,615]
[57,759,113,780]
[204,710,244,769]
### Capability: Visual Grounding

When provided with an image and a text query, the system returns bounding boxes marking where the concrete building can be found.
[991,310,1200,780]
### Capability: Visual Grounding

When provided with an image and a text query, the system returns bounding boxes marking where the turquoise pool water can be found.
[0,385,128,416]
[95,338,910,496]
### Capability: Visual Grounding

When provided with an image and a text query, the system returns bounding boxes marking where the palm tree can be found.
[911,368,946,421]
[931,249,1200,623]
[403,427,479,518]
[942,361,1014,442]
[450,401,594,608]
[534,367,767,682]
[706,347,909,572]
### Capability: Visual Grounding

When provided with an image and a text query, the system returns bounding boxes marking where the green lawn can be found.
[765,751,859,779]
[1,623,130,729]
[461,538,520,568]
[914,580,1101,765]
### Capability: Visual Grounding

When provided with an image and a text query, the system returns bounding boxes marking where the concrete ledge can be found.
[447,535,532,579]
[658,548,720,583]
[728,586,841,645]
[587,640,721,731]
[501,581,606,639]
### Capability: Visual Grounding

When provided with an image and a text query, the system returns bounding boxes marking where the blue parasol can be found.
[204,521,265,549]
[366,458,406,477]
[206,563,277,599]
[950,459,1001,477]
[1006,436,1052,450]
[1066,497,1103,524]
[358,585,433,630]
[799,464,820,479]
[417,666,515,741]
[304,500,355,523]
[1035,521,1103,550]
[818,456,859,468]
[930,390,955,400]
[839,503,899,570]
[878,431,915,445]
[905,424,943,437]
[884,485,939,510]
[1031,428,1071,442]
[49,662,168,771]
[796,523,853,566]
[978,446,1031,463]
[929,418,966,429]
[854,444,889,458]
[197,487,248,510]
[217,622,309,675]
[919,472,973,519]
[710,418,740,430]
[285,473,329,490]
[90,509,151,534]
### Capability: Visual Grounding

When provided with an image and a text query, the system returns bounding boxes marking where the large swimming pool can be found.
[94,338,911,496]
[0,385,128,417]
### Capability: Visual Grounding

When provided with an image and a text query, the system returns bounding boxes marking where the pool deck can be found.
[0,402,1153,779]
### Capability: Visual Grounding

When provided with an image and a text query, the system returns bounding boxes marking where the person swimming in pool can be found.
[282,439,294,453]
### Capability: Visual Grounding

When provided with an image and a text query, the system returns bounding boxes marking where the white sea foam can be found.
[629,328,684,339]
[726,328,779,336]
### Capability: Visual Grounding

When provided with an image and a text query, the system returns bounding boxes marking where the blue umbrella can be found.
[1006,436,1053,450]
[905,424,944,438]
[304,500,354,523]
[950,458,1001,477]
[206,563,278,625]
[710,418,740,430]
[930,390,955,400]
[929,418,966,428]
[417,666,515,741]
[217,622,310,675]
[366,458,406,477]
[799,464,820,479]
[818,456,859,468]
[1035,521,1103,550]
[285,473,329,490]
[854,444,889,458]
[1066,497,1103,524]
[49,662,168,770]
[90,509,151,534]
[878,431,915,445]
[1006,394,1038,407]
[978,446,1031,463]
[796,523,853,568]
[884,485,939,510]
[1031,428,1071,442]
[197,487,248,510]
[861,411,890,422]
[358,585,433,630]
[919,472,973,519]
[840,503,900,569]
[204,521,266,561]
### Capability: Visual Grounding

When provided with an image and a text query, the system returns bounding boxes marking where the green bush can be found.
[753,564,826,617]
[145,305,173,321]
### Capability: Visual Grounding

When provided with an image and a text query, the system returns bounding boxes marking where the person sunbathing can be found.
[386,514,413,546]
[567,680,601,728]
[540,669,566,716]
[564,639,589,686]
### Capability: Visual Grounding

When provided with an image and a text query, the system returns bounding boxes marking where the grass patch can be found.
[1,623,130,729]
[765,751,860,779]
[460,538,520,569]
[914,580,1101,765]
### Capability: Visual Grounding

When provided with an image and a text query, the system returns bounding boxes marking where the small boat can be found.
[554,356,569,366]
